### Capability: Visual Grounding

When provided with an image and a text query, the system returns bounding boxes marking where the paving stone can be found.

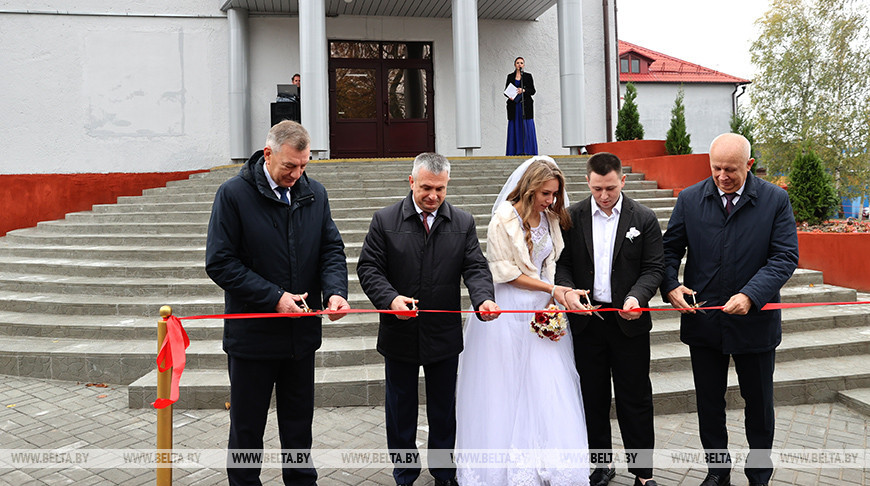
[2,375,868,485]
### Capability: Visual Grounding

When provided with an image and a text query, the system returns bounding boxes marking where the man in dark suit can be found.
[555,152,664,486]
[206,121,350,486]
[357,152,500,486]
[661,133,799,486]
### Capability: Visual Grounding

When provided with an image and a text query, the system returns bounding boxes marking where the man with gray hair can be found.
[358,152,500,486]
[207,120,350,485]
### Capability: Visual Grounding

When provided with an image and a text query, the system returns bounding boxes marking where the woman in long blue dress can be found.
[505,57,538,156]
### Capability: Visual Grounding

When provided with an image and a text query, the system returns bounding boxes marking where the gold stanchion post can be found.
[156,305,173,486]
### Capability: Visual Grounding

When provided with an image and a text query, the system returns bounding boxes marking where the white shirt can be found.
[263,164,289,203]
[591,194,623,303]
[717,180,746,208]
[412,200,437,230]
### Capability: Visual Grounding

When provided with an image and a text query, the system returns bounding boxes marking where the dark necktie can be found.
[277,186,290,204]
[725,193,736,215]
[421,211,431,233]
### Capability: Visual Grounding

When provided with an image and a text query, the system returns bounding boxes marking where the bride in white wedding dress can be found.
[455,157,589,486]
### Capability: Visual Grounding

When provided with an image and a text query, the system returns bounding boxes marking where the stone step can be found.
[6,302,864,406]
[0,310,377,341]
[0,243,205,261]
[0,256,207,279]
[0,290,225,317]
[0,270,840,342]
[837,388,870,416]
[0,265,829,317]
[175,171,649,188]
[117,190,676,209]
[2,231,207,247]
[42,205,677,232]
[91,195,680,215]
[6,219,674,252]
[179,159,608,180]
[141,180,670,197]
[0,333,382,385]
[127,351,870,410]
[35,220,209,235]
[0,272,219,297]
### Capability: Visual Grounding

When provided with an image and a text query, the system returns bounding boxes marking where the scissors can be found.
[298,295,315,314]
[689,292,707,314]
[579,291,604,321]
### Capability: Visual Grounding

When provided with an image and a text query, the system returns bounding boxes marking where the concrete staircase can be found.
[0,157,868,416]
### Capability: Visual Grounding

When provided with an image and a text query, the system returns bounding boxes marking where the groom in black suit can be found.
[556,152,664,486]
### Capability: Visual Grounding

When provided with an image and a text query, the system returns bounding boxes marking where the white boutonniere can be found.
[626,227,640,242]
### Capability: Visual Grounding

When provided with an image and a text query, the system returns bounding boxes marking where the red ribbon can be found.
[155,300,870,408]
[172,301,870,320]
[152,315,190,409]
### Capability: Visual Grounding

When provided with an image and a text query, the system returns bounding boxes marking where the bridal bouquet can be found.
[530,305,568,342]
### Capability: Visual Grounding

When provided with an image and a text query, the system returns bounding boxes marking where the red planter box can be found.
[0,171,207,236]
[797,232,870,292]
[627,154,711,196]
[586,140,667,161]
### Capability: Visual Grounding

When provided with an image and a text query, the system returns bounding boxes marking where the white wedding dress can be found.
[456,211,590,486]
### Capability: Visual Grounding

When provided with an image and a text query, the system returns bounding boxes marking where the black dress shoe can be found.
[699,471,730,486]
[590,465,616,486]
[748,484,767,486]
[433,478,458,486]
[634,479,658,486]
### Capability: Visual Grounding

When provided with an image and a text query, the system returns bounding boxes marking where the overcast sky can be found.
[615,0,772,80]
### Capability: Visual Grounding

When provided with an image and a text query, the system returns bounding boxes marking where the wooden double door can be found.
[329,40,435,158]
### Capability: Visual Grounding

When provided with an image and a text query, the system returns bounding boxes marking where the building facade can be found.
[618,40,750,154]
[1,0,621,175]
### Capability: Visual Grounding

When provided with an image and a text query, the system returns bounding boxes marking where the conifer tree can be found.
[616,83,644,141]
[665,88,692,155]
[789,149,840,224]
[730,109,757,173]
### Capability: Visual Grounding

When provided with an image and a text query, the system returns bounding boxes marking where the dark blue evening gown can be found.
[506,79,538,156]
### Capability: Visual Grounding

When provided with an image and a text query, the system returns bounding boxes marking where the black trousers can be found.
[226,353,317,486]
[573,310,655,479]
[384,355,458,485]
[690,346,775,484]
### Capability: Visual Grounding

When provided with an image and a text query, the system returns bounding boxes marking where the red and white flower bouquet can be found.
[530,305,568,342]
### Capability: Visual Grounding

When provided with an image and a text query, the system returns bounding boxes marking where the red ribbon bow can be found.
[152,315,190,409]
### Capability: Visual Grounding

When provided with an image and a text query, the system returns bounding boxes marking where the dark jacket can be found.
[505,71,536,120]
[556,195,664,337]
[660,173,799,354]
[357,193,495,365]
[205,151,348,359]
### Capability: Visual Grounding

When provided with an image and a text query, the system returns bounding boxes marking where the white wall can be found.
[0,2,229,174]
[623,82,738,154]
[0,2,613,174]
[247,7,593,157]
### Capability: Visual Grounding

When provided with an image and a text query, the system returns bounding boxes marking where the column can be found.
[299,0,329,158]
[557,0,585,151]
[228,7,251,161]
[452,0,482,155]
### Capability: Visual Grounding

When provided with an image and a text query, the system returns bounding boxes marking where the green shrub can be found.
[788,149,839,225]
[616,83,644,141]
[730,109,757,174]
[665,88,692,155]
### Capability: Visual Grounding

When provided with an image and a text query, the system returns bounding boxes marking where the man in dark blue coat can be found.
[206,120,349,486]
[357,153,499,486]
[661,133,798,486]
